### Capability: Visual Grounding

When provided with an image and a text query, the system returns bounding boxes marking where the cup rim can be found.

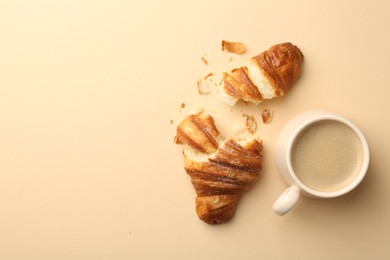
[286,114,370,198]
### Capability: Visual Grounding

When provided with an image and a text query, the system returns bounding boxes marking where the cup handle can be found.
[272,185,301,216]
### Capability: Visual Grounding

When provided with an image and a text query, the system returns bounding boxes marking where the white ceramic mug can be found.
[272,110,370,216]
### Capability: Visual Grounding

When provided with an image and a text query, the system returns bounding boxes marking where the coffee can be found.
[291,120,363,192]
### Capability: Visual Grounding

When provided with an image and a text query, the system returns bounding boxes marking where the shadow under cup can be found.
[288,117,369,197]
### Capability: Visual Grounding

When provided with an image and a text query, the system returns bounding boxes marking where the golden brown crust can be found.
[251,42,303,96]
[223,67,264,102]
[210,139,262,172]
[176,113,263,224]
[175,114,220,154]
[196,195,239,224]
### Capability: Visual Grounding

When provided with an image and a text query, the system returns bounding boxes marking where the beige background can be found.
[1,0,390,259]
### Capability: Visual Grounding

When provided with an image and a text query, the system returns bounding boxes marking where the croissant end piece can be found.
[219,42,303,105]
[176,113,263,224]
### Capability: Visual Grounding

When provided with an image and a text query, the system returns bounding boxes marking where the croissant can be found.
[175,113,263,224]
[219,42,303,106]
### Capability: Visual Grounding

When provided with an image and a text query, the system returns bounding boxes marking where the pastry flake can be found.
[221,40,247,54]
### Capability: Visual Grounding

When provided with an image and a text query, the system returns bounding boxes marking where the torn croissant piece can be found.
[176,113,263,224]
[219,42,303,106]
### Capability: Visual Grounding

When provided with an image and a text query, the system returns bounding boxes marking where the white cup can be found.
[272,110,370,216]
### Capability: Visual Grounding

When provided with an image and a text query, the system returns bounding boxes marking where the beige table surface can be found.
[1,0,390,259]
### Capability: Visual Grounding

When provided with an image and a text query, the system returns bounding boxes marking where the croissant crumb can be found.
[261,109,273,124]
[197,73,214,95]
[243,113,257,134]
[222,40,247,54]
[176,113,263,224]
[201,56,208,65]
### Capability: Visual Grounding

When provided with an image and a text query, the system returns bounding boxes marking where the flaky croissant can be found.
[219,42,303,106]
[175,113,263,224]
